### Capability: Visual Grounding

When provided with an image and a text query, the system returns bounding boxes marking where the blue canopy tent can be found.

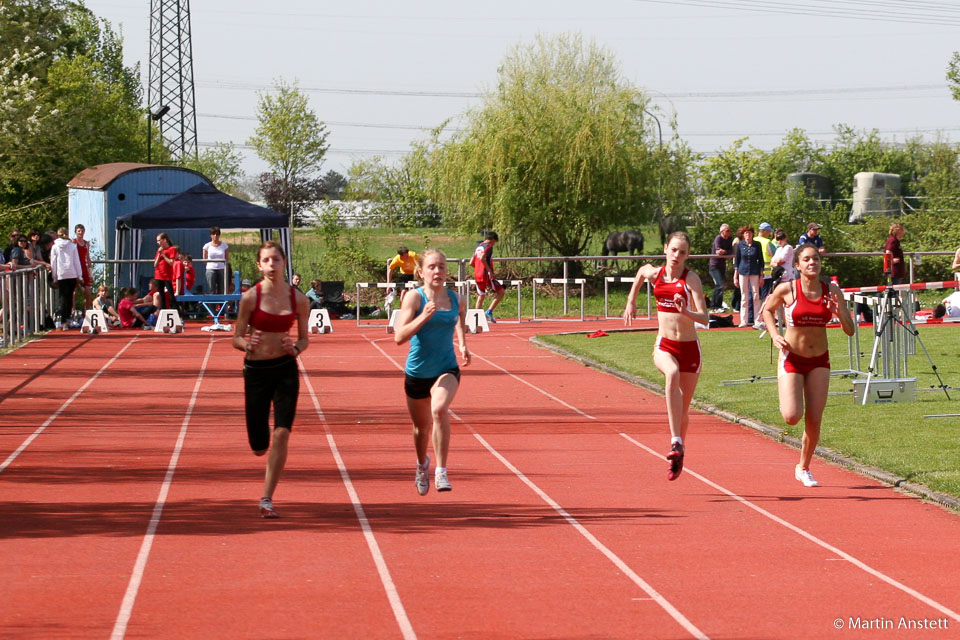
[114,183,292,290]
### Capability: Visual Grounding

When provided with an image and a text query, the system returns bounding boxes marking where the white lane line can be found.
[299,357,417,640]
[1,336,139,474]
[364,335,705,638]
[619,433,960,624]
[111,338,214,640]
[470,352,596,420]
[472,431,708,640]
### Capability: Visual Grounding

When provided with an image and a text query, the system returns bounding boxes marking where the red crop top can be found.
[784,279,832,328]
[249,283,297,332]
[653,267,690,313]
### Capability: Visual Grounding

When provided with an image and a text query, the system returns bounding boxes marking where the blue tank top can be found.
[404,287,460,378]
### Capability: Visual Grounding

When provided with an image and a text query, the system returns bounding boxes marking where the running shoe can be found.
[485,309,496,324]
[795,466,819,487]
[435,468,452,492]
[259,497,279,518]
[415,455,430,496]
[666,442,685,481]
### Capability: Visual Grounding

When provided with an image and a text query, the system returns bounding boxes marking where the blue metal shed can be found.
[67,163,211,282]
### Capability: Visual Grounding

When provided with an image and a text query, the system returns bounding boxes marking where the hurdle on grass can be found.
[604,277,653,320]
[532,278,586,321]
[840,280,958,379]
[455,279,523,323]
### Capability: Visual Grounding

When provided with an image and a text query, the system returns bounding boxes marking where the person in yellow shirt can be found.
[387,246,419,303]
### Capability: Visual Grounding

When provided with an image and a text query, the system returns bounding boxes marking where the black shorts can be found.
[243,355,299,451]
[404,368,460,400]
[397,273,415,284]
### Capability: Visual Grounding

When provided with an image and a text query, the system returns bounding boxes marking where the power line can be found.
[631,0,960,27]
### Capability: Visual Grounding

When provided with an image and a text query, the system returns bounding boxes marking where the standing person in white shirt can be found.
[50,227,83,330]
[770,229,796,283]
[203,226,229,294]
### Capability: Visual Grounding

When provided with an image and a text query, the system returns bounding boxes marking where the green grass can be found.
[538,325,960,499]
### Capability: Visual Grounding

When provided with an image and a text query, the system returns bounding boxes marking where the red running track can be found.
[1,321,959,639]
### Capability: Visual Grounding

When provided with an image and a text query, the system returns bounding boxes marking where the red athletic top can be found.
[785,279,832,327]
[653,267,690,313]
[249,283,297,332]
[75,240,91,283]
[154,246,176,280]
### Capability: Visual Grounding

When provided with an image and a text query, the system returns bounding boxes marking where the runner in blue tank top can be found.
[394,249,471,495]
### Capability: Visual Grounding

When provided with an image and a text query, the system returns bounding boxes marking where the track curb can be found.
[530,335,960,513]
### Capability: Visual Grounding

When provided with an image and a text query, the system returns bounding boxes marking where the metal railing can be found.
[1,266,54,350]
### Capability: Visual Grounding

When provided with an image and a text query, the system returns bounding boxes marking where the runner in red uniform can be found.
[470,231,505,323]
[761,243,856,487]
[624,232,709,481]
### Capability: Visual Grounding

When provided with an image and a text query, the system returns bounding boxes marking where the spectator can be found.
[708,223,733,310]
[153,233,177,309]
[241,278,252,293]
[730,229,742,313]
[203,227,230,295]
[27,229,45,264]
[173,250,196,296]
[73,223,94,310]
[796,222,825,256]
[93,285,122,327]
[770,229,796,283]
[756,222,776,299]
[884,222,906,285]
[291,273,303,291]
[306,279,324,310]
[6,235,33,270]
[117,288,156,329]
[933,291,960,319]
[734,225,763,328]
[36,233,54,267]
[4,229,20,263]
[951,244,960,287]
[50,227,82,330]
[140,279,162,309]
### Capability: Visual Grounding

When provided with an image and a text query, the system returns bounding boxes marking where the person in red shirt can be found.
[470,231,505,323]
[117,288,156,328]
[153,233,177,308]
[883,222,906,285]
[73,223,94,310]
[173,251,196,295]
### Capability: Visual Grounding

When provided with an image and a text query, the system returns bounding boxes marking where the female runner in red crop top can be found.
[623,232,709,481]
[760,243,855,488]
[233,241,310,518]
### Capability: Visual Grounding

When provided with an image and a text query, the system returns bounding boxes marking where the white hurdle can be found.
[532,278,586,321]
[308,308,333,334]
[80,309,110,334]
[604,276,653,320]
[153,309,184,334]
[455,279,523,323]
[355,281,417,327]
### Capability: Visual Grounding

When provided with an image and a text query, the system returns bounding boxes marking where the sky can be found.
[83,0,960,184]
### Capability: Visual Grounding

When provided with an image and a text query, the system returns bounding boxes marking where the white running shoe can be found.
[435,468,452,492]
[415,456,430,496]
[795,466,819,487]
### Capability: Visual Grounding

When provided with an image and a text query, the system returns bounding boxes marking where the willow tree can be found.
[429,34,658,256]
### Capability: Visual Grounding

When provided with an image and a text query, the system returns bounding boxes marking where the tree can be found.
[344,143,441,229]
[428,33,658,257]
[248,78,329,224]
[181,142,244,193]
[0,1,144,213]
[320,170,348,200]
[257,173,325,227]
